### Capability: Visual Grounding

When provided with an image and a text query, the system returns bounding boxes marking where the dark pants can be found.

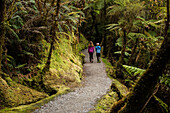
[96,53,100,62]
[89,52,93,62]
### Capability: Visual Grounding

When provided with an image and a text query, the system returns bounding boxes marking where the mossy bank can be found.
[0,34,88,112]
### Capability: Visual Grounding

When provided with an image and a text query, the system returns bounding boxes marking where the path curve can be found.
[33,49,112,113]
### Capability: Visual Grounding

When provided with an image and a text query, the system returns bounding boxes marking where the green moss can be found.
[0,77,48,109]
[89,91,119,113]
[102,58,112,67]
[0,86,70,113]
[112,79,129,97]
[102,58,115,78]
[78,33,89,51]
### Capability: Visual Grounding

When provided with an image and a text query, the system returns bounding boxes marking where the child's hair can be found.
[96,43,99,46]
[89,41,94,47]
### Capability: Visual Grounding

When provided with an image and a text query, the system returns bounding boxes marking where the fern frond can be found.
[128,32,147,39]
[21,50,34,56]
[107,24,119,29]
[153,95,169,113]
[9,15,24,29]
[122,65,146,76]
[5,24,20,40]
[15,63,27,69]
[114,51,130,56]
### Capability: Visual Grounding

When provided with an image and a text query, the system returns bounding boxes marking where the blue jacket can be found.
[96,46,101,53]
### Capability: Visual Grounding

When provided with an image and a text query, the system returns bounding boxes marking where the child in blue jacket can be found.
[95,43,101,63]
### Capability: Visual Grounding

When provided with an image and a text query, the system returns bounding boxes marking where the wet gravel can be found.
[33,49,112,113]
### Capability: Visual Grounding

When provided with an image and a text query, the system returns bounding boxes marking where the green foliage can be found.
[15,64,27,69]
[9,15,24,29]
[127,33,147,40]
[159,74,170,87]
[153,95,169,113]
[115,37,122,47]
[114,51,130,56]
[5,24,20,40]
[122,65,146,76]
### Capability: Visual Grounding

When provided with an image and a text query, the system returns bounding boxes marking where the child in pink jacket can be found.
[88,41,94,63]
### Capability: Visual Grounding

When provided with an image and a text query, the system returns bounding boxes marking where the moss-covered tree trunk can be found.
[102,0,107,57]
[90,8,99,42]
[127,38,138,65]
[115,30,127,78]
[0,0,6,77]
[115,1,169,112]
[43,0,61,72]
[120,30,126,64]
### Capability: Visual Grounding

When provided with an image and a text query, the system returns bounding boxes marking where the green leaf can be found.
[94,10,100,14]
[21,50,34,56]
[168,28,170,33]
[15,64,27,69]
[115,37,122,47]
[114,51,130,56]
[58,23,63,32]
[5,25,20,40]
[153,95,168,113]
[62,5,71,12]
[122,65,146,76]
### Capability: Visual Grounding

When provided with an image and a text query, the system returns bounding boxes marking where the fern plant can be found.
[153,95,169,113]
[122,65,146,76]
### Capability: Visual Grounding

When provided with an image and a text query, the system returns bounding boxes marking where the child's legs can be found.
[96,53,100,62]
[89,52,93,62]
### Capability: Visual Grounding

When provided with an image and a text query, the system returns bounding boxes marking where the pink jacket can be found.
[88,46,94,53]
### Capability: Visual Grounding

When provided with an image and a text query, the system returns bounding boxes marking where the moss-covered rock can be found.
[111,79,129,97]
[0,77,48,108]
[89,91,119,113]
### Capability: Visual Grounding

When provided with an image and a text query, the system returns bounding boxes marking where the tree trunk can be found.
[117,1,169,112]
[43,0,61,72]
[102,0,107,56]
[120,30,127,64]
[127,38,138,65]
[90,7,98,37]
[115,30,127,78]
[0,0,6,77]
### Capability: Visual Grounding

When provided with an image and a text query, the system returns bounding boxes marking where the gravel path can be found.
[33,49,112,113]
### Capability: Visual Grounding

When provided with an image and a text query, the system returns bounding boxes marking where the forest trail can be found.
[33,49,112,113]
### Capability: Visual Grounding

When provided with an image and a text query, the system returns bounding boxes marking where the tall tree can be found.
[0,0,6,76]
[110,0,170,112]
[43,0,61,72]
[102,0,107,56]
